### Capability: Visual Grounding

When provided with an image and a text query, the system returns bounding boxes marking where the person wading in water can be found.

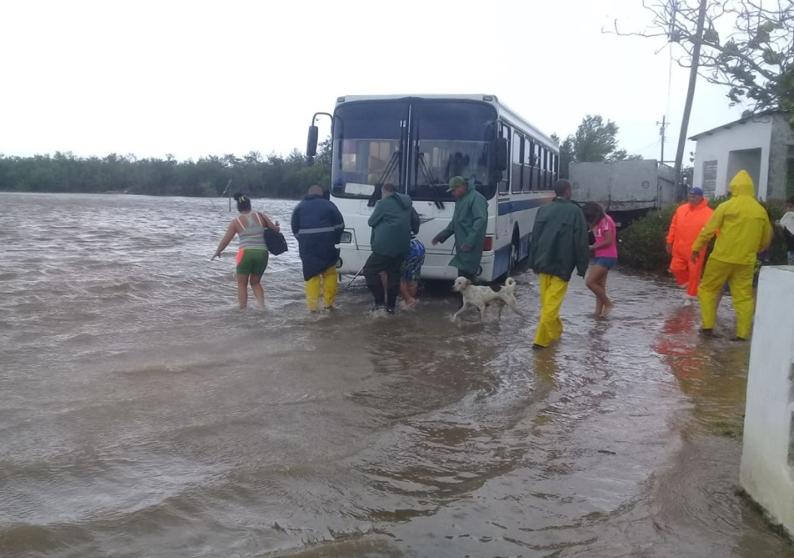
[212,193,280,309]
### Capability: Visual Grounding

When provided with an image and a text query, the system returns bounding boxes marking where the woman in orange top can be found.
[666,187,713,298]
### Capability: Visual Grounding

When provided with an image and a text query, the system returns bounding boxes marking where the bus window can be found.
[498,124,511,194]
[542,148,548,188]
[523,138,533,192]
[551,152,558,183]
[533,143,541,190]
[544,148,551,188]
[511,132,523,193]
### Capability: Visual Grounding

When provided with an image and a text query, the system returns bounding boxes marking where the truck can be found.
[569,159,676,226]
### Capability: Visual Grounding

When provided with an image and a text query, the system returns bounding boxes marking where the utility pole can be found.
[657,115,667,163]
[673,0,708,200]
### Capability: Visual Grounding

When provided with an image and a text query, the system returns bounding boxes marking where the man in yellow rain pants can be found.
[528,180,590,349]
[691,170,773,340]
[291,185,345,312]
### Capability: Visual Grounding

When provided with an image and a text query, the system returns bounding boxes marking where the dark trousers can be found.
[456,268,477,281]
[363,253,403,310]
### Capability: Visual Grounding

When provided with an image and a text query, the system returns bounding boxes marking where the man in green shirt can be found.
[528,179,590,349]
[431,176,488,280]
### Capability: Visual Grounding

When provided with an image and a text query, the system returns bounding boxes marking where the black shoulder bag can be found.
[264,228,288,255]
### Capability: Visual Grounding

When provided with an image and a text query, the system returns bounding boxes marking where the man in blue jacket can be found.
[291,185,345,312]
[364,183,420,313]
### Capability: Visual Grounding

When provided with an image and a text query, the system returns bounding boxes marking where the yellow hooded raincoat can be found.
[692,170,773,339]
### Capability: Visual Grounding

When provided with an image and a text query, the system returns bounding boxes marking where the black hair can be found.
[582,201,605,226]
[554,179,572,198]
[233,192,251,212]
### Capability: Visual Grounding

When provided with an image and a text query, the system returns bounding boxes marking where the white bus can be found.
[306,94,559,281]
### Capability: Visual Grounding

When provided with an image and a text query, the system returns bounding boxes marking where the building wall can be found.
[740,266,794,538]
[768,114,794,201]
[692,116,774,200]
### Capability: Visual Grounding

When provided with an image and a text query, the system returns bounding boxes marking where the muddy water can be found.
[0,192,791,558]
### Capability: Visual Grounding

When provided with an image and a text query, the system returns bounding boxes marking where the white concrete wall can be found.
[740,266,794,537]
[692,116,773,200]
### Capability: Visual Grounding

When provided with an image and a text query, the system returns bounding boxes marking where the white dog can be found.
[452,276,523,321]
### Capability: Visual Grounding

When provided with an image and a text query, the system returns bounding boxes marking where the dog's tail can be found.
[504,277,517,292]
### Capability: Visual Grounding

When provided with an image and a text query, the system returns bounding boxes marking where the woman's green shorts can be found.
[236,248,268,276]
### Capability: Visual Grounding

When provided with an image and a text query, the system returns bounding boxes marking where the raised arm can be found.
[410,207,420,235]
[433,220,455,244]
[368,201,384,228]
[213,219,239,259]
[692,204,725,256]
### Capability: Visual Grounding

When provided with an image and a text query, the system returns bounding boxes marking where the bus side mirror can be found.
[492,137,508,172]
[306,125,319,160]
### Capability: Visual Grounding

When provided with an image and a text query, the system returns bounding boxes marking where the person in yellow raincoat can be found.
[691,170,773,340]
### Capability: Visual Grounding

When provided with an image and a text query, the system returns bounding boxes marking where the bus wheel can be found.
[509,231,520,275]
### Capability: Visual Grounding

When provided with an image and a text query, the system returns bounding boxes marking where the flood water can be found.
[1,192,792,558]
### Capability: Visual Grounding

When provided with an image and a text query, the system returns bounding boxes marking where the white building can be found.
[690,111,793,201]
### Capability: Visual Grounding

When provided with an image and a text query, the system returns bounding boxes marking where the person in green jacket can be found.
[431,176,488,279]
[364,183,420,313]
[528,179,590,349]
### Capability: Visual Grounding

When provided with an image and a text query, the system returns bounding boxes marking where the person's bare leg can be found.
[408,282,419,304]
[400,280,417,306]
[600,270,613,316]
[587,266,610,316]
[237,274,249,309]
[249,275,264,308]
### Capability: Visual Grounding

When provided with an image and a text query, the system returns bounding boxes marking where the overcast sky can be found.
[0,0,746,162]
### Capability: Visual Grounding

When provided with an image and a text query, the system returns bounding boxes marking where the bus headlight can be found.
[340,231,353,244]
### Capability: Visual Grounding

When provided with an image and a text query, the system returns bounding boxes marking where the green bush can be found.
[618,205,677,273]
[618,198,788,273]
[760,200,789,265]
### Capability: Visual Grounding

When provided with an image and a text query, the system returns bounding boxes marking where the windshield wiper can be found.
[368,150,402,207]
[416,152,439,187]
[415,152,446,209]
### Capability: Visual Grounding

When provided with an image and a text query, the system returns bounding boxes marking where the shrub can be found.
[617,205,676,273]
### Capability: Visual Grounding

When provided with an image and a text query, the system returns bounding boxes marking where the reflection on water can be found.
[0,193,791,557]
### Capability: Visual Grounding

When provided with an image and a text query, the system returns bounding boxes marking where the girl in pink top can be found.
[583,202,617,318]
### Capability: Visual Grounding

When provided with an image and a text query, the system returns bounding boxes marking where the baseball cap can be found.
[689,187,704,196]
[447,176,467,191]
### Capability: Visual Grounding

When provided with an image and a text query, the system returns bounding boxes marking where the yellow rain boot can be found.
[305,274,322,312]
[322,266,338,309]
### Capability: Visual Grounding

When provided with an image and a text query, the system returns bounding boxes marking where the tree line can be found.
[0,140,332,199]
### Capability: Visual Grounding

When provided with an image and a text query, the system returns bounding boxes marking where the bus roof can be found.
[335,94,558,149]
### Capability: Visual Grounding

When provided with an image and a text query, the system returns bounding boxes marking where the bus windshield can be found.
[409,101,497,201]
[331,101,407,199]
[331,99,499,201]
